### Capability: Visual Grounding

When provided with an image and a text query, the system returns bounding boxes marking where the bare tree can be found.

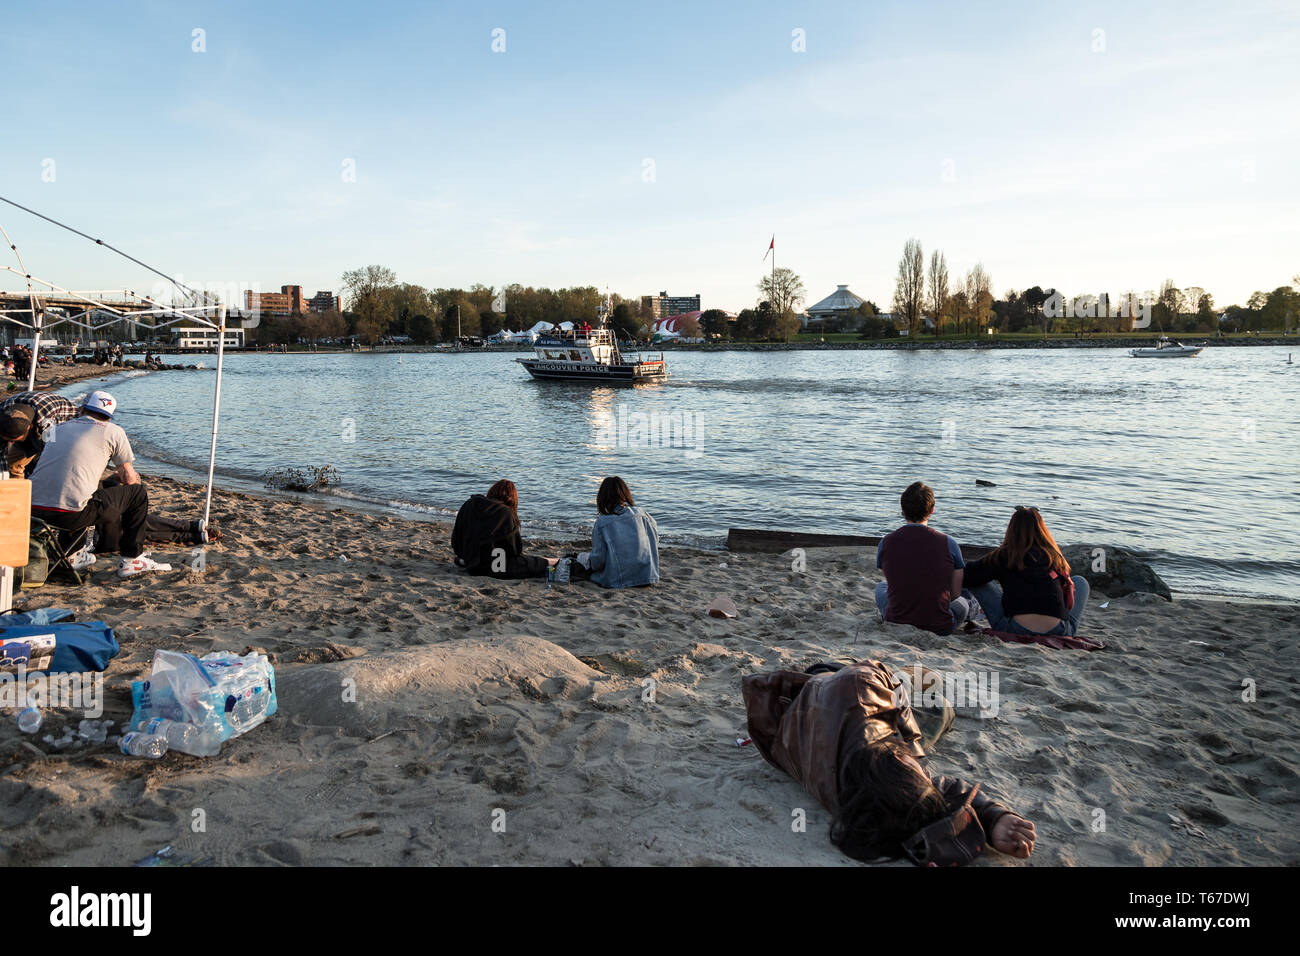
[893,238,925,336]
[966,263,992,334]
[1157,278,1184,331]
[949,289,968,335]
[926,250,949,336]
[757,267,806,319]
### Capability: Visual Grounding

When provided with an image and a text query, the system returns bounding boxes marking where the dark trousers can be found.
[95,512,199,553]
[37,483,149,559]
[467,553,549,580]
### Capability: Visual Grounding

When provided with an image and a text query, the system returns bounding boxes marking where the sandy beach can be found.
[1,474,1296,867]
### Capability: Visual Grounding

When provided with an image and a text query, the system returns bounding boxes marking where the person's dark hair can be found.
[986,506,1070,576]
[900,482,935,523]
[83,408,111,422]
[485,479,518,515]
[830,739,953,861]
[596,476,634,515]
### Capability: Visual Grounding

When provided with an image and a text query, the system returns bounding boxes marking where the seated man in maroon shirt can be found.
[874,481,969,635]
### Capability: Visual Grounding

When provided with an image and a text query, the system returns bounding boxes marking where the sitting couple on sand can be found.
[451,476,659,589]
[875,481,1090,639]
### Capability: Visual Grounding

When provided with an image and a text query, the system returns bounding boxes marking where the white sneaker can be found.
[117,554,173,579]
[70,546,97,571]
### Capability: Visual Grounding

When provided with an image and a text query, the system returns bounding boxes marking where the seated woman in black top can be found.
[965,507,1090,636]
[451,479,557,579]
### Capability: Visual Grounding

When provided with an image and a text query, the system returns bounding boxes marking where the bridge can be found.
[0,290,161,318]
[0,290,233,345]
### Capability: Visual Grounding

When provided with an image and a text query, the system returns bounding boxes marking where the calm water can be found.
[61,347,1300,599]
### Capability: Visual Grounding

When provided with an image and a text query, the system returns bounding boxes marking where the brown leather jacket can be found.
[742,661,1013,830]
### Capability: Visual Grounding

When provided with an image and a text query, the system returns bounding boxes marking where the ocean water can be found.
[61,346,1300,600]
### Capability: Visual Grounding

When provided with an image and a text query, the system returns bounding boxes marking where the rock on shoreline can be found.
[1061,544,1173,601]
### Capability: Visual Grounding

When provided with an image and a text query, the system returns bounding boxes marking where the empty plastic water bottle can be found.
[119,732,168,759]
[17,706,42,734]
[143,718,205,754]
[77,718,109,745]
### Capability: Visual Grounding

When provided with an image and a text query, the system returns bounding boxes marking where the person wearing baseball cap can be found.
[0,390,80,479]
[29,390,170,579]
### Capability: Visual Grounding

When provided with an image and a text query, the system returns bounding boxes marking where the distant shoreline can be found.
[222,335,1299,355]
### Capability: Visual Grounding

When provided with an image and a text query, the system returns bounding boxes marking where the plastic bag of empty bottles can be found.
[130,649,278,756]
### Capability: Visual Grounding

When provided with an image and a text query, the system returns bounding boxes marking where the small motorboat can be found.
[1130,337,1204,358]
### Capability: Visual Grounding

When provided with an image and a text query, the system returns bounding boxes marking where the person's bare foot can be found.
[990,814,1036,858]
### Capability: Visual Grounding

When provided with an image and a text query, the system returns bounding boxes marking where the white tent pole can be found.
[202,305,226,529]
[27,307,41,390]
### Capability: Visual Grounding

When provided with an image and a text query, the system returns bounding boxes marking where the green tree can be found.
[857,313,894,339]
[341,265,398,342]
[387,283,432,336]
[733,308,758,340]
[1260,286,1298,331]
[611,303,635,337]
[699,308,730,340]
[409,314,436,344]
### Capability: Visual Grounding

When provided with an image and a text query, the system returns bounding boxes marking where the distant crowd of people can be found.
[2,345,45,379]
[1,343,156,378]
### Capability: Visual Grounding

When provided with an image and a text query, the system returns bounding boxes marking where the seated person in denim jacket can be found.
[576,476,659,588]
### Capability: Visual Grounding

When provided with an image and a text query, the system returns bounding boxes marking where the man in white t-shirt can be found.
[29,390,168,579]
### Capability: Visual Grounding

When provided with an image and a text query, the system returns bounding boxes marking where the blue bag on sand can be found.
[2,608,77,626]
[0,622,119,673]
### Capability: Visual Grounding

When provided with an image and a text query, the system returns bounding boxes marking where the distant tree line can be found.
[315,267,662,346]
[887,240,1299,336]
[249,260,1298,348]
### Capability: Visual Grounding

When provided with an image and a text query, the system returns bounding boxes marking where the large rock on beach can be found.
[1062,544,1172,601]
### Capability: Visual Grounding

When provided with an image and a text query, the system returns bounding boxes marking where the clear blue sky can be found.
[1,0,1296,314]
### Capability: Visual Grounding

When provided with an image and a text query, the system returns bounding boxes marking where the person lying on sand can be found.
[742,660,1035,865]
[964,506,1090,637]
[451,479,557,579]
[571,476,659,588]
[874,481,971,635]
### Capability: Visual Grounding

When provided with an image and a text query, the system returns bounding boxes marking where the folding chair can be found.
[27,517,93,587]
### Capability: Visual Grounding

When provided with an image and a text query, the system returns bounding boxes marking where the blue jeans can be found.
[970,577,1090,636]
[875,581,969,632]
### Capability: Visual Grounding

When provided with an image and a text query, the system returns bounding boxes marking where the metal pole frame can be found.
[201,306,226,531]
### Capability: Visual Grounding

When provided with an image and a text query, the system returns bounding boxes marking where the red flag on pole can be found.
[763,236,774,261]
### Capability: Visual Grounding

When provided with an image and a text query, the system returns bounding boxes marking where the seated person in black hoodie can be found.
[451,479,556,579]
[964,506,1090,637]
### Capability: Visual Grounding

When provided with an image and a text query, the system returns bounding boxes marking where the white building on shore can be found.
[804,284,867,329]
